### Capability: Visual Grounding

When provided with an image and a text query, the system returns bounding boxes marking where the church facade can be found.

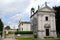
[30,2,57,38]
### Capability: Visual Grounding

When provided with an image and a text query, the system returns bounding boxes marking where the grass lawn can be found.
[16,38,32,40]
[16,38,60,40]
[44,38,60,40]
[16,38,38,40]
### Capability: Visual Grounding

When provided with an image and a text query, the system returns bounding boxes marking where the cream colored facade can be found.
[5,29,16,34]
[30,2,57,39]
[18,22,31,31]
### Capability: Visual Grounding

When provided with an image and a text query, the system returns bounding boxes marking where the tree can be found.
[0,19,4,37]
[5,26,10,30]
[53,6,60,36]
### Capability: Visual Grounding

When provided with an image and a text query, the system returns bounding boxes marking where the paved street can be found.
[3,37,15,40]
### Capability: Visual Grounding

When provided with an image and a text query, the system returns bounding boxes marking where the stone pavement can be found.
[3,34,16,40]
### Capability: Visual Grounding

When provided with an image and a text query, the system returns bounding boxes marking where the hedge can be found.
[15,31,33,34]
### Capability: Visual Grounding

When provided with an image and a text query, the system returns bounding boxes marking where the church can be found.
[30,2,57,38]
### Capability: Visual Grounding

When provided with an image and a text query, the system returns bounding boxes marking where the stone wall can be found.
[15,34,33,38]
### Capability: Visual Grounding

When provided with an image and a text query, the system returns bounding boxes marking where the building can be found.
[18,21,31,31]
[5,29,16,34]
[30,2,57,39]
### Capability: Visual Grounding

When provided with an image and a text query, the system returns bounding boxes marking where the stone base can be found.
[44,36,54,38]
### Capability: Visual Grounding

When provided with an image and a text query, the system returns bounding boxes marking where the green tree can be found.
[53,6,60,37]
[0,19,4,36]
[5,26,10,30]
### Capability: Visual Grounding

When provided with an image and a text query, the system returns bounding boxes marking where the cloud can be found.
[0,0,30,16]
[8,12,29,23]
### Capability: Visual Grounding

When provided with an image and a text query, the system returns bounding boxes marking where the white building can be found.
[30,2,57,39]
[5,29,16,34]
[18,21,31,31]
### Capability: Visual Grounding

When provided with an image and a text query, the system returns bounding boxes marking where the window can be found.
[22,23,23,25]
[22,28,23,31]
[45,16,48,21]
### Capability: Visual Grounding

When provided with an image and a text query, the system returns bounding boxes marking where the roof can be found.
[4,29,16,30]
[20,22,31,24]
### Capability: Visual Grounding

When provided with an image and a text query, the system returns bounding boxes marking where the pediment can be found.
[38,6,54,12]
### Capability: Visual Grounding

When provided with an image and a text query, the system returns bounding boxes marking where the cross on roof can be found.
[45,2,47,6]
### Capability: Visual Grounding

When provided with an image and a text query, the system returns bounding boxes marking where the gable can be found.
[38,6,54,12]
[41,8,52,11]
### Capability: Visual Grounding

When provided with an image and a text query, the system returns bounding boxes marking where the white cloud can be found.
[0,0,30,15]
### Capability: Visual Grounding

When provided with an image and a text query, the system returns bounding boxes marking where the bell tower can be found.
[31,8,35,15]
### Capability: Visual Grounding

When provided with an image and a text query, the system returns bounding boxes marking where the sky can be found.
[0,0,60,29]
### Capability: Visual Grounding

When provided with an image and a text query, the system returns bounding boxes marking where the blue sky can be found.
[0,0,60,29]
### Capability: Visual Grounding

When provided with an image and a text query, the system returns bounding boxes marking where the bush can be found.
[15,31,33,34]
[8,32,13,34]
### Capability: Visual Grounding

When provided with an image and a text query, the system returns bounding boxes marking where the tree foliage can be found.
[5,26,10,30]
[0,19,4,36]
[53,6,60,35]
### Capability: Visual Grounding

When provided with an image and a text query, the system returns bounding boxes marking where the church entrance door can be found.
[46,29,49,36]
